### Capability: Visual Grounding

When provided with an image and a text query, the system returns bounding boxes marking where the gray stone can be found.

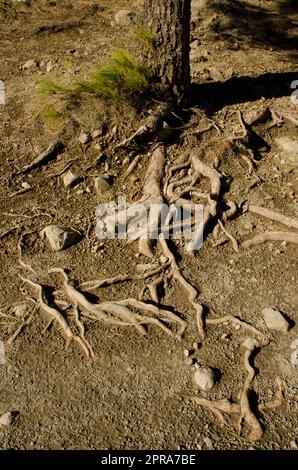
[262,307,290,333]
[40,225,81,251]
[78,132,91,144]
[22,59,37,70]
[0,412,13,427]
[114,10,137,26]
[290,339,298,350]
[94,175,111,195]
[193,367,216,391]
[63,170,82,188]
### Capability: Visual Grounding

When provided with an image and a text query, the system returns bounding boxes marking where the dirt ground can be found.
[0,0,297,450]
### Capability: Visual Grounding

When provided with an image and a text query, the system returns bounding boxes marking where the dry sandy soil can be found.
[0,0,297,450]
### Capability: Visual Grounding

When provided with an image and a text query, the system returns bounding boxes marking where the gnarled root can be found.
[49,268,186,339]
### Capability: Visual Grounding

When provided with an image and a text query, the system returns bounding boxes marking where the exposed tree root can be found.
[239,337,263,441]
[7,306,37,346]
[80,262,170,291]
[114,103,170,150]
[159,234,205,339]
[206,315,269,346]
[247,205,298,230]
[188,396,240,427]
[19,275,92,358]
[242,231,298,248]
[49,268,186,339]
[122,155,142,179]
[18,140,64,174]
[137,145,165,257]
[217,220,239,252]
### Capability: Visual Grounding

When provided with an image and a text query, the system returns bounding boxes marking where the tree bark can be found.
[144,0,191,106]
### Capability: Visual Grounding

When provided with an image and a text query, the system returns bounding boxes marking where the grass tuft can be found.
[42,105,61,126]
[77,49,153,100]
[37,78,71,95]
[134,27,155,47]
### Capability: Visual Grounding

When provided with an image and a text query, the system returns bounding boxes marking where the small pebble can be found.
[78,132,91,144]
[203,437,213,449]
[290,440,297,449]
[185,357,194,366]
[183,349,190,357]
[63,170,82,188]
[0,412,14,427]
[193,341,200,350]
[221,333,229,340]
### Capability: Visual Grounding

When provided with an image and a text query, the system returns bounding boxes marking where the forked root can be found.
[49,268,186,339]
[18,275,92,358]
[188,396,240,427]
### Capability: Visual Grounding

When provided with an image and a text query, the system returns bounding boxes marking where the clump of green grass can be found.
[37,78,71,95]
[76,49,153,100]
[42,105,61,126]
[134,27,155,47]
[37,49,153,107]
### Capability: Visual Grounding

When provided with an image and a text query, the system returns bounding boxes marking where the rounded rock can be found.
[193,367,216,391]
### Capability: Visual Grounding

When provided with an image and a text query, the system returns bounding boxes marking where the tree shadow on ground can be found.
[206,0,298,57]
[191,71,297,113]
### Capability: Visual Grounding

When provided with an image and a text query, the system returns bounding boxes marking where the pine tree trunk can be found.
[144,0,191,106]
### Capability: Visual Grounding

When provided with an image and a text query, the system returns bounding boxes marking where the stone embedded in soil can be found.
[63,170,82,188]
[40,225,82,251]
[78,132,91,144]
[94,175,111,195]
[22,59,38,70]
[275,136,298,173]
[114,10,137,27]
[203,436,213,449]
[262,307,290,333]
[243,106,271,126]
[193,366,216,391]
[11,304,28,317]
[290,350,298,366]
[0,412,14,427]
[290,339,298,350]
